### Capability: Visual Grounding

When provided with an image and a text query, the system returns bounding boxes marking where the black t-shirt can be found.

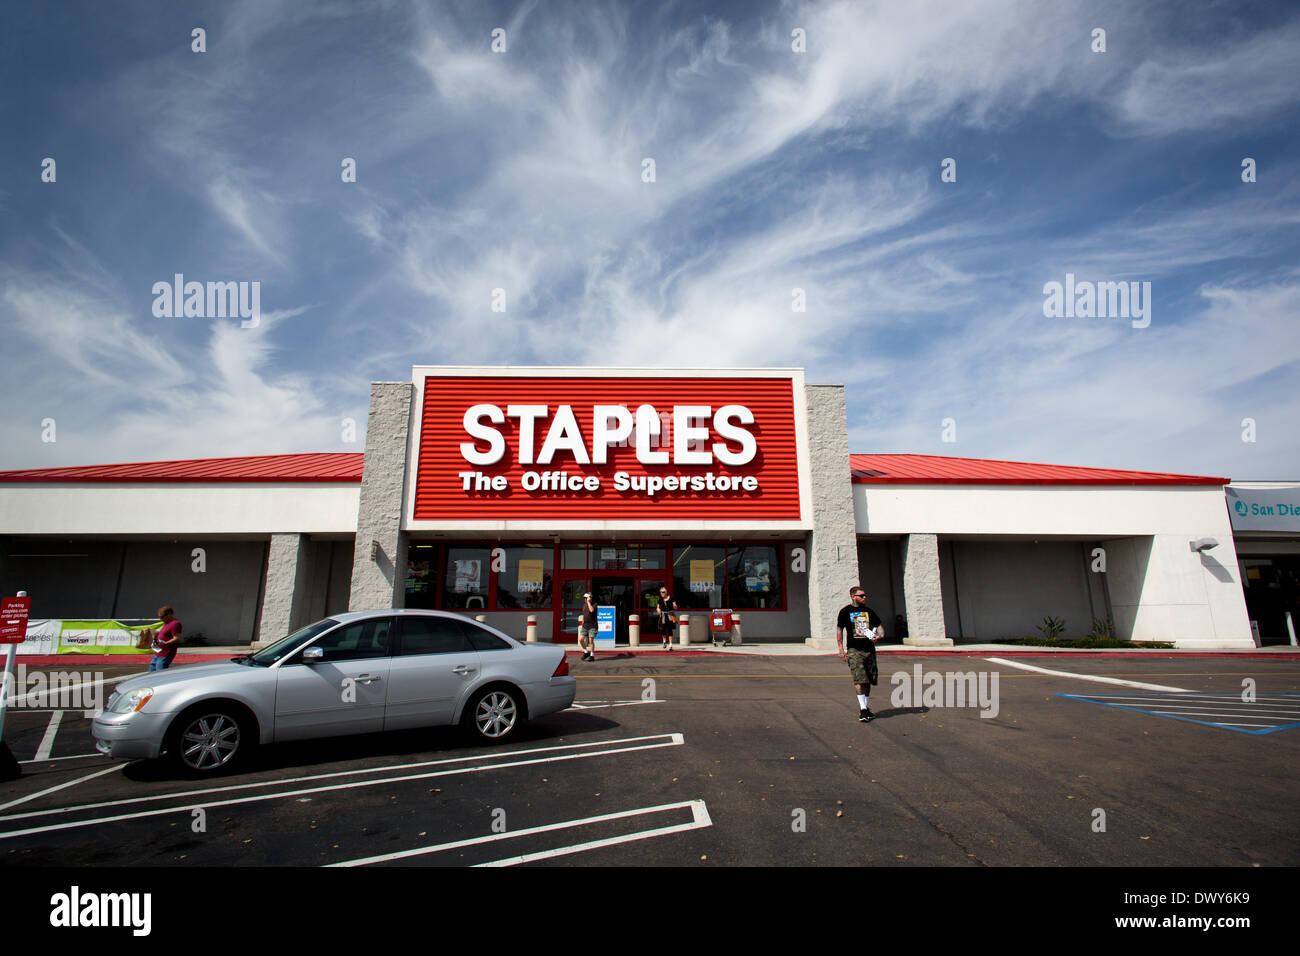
[657,596,678,630]
[578,601,595,627]
[837,604,881,652]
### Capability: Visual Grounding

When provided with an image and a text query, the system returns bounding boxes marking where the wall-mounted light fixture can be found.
[1190,537,1219,553]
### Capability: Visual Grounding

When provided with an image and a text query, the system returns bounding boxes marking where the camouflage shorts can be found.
[847,647,878,686]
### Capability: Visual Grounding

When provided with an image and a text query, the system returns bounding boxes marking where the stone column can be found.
[804,384,861,651]
[349,382,414,611]
[901,533,952,646]
[255,533,310,648]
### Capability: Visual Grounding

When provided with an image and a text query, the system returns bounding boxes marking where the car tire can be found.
[166,705,252,775]
[463,686,524,744]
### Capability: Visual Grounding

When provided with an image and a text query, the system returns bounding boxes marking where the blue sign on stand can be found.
[596,605,616,649]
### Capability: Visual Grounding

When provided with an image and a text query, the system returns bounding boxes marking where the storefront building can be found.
[0,366,1257,650]
[1227,482,1300,645]
[351,367,850,647]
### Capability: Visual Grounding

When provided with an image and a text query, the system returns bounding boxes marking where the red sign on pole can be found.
[0,597,31,645]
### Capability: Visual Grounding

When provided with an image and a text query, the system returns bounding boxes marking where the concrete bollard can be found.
[678,614,690,646]
[731,613,742,646]
[629,613,640,647]
[474,614,487,623]
[526,614,538,643]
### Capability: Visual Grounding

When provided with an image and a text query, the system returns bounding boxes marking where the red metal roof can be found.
[0,453,364,483]
[0,451,1227,486]
[850,454,1226,486]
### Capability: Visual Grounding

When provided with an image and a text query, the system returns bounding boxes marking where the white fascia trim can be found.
[411,365,806,379]
[403,520,811,533]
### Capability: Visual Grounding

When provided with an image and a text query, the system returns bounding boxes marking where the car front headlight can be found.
[108,687,154,714]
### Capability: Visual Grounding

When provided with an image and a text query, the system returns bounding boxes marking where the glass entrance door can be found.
[554,545,671,645]
[1240,556,1300,645]
[592,577,634,644]
[558,577,589,644]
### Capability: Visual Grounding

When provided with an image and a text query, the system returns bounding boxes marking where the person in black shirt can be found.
[577,592,598,661]
[657,586,679,651]
[835,586,884,722]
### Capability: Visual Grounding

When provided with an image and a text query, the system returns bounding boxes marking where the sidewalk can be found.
[634,641,1300,657]
[13,641,1299,667]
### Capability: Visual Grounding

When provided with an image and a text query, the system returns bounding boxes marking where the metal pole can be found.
[0,590,26,779]
[0,644,14,742]
[0,590,25,742]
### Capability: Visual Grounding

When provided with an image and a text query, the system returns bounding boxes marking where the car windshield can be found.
[248,619,339,666]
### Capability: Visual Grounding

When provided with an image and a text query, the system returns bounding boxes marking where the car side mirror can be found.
[301,646,324,663]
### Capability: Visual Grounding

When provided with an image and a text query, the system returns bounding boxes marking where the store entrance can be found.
[557,569,669,645]
[592,577,633,644]
[1240,556,1300,645]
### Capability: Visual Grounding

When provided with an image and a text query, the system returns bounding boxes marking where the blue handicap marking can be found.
[1057,693,1300,735]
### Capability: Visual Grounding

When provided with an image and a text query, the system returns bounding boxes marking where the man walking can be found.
[577,592,598,662]
[835,587,883,722]
[657,586,679,651]
[149,605,183,672]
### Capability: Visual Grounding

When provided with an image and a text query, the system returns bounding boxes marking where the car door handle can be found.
[356,675,383,684]
[452,665,477,676]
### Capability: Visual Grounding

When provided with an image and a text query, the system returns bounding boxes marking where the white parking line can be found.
[33,711,63,762]
[328,800,711,867]
[1094,706,1291,718]
[0,733,685,840]
[569,700,666,710]
[1076,695,1300,713]
[983,658,1191,692]
[1106,710,1279,721]
[0,732,681,824]
[477,800,713,867]
[1062,694,1300,733]
[0,765,123,813]
[20,753,105,765]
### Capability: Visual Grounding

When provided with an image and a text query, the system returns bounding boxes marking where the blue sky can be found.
[2,0,1298,478]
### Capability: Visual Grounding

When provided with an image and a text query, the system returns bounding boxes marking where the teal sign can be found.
[1227,487,1300,532]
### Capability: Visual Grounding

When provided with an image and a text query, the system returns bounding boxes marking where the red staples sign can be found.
[1,596,31,644]
[410,371,805,524]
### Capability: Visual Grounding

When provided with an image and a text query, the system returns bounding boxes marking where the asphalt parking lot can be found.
[1,652,1297,867]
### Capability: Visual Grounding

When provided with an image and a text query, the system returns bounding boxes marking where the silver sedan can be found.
[93,609,576,774]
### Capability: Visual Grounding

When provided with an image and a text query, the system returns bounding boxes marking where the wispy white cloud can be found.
[3,0,1299,481]
[1110,19,1300,136]
[0,267,349,466]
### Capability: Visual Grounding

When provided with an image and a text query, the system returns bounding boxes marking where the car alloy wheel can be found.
[473,690,518,739]
[179,712,241,771]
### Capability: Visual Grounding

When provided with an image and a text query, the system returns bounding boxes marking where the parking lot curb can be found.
[10,646,1298,667]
